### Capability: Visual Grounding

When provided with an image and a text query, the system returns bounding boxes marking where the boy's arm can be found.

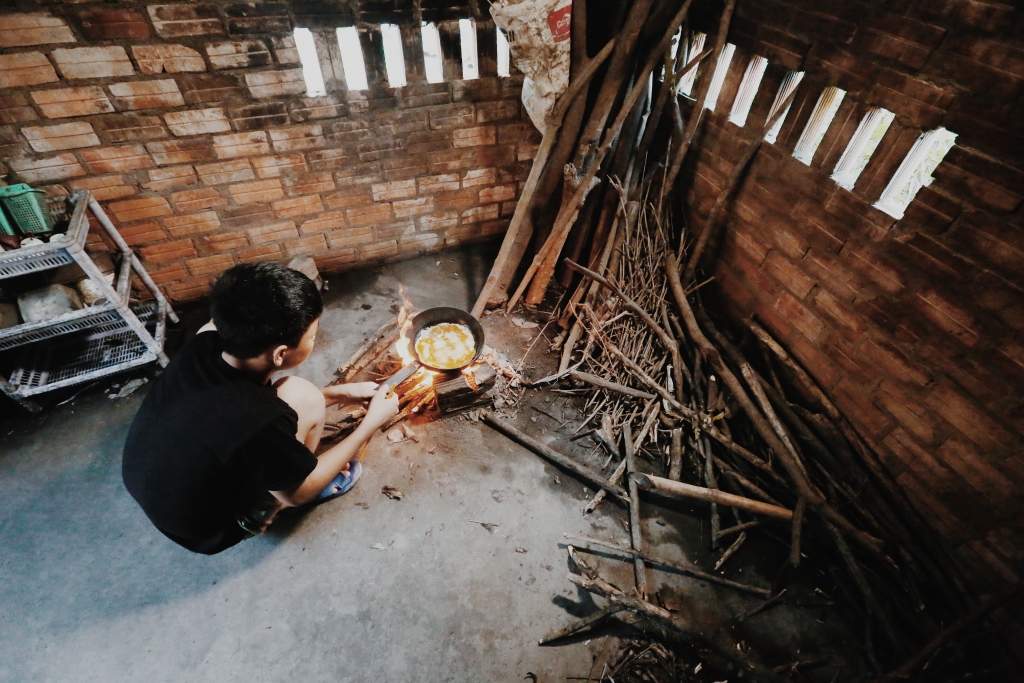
[270,387,398,506]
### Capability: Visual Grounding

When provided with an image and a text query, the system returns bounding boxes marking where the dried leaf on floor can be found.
[370,543,389,551]
[381,485,404,500]
[510,317,540,329]
[515,547,528,553]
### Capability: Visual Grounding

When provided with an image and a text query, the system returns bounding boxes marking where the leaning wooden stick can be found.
[566,533,772,597]
[332,319,399,384]
[632,473,794,520]
[623,423,648,598]
[569,370,656,400]
[538,603,624,645]
[482,413,630,505]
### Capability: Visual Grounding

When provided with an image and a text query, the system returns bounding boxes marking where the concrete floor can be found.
[1,244,858,682]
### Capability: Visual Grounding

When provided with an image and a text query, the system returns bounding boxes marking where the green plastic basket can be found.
[0,205,15,236]
[0,184,54,235]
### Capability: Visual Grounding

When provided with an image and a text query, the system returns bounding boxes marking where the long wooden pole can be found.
[632,473,794,520]
[471,39,617,316]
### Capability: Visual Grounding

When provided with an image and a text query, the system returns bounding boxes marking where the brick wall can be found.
[0,1,539,301]
[680,0,1024,586]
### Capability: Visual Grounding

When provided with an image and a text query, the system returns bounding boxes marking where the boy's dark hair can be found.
[210,262,323,359]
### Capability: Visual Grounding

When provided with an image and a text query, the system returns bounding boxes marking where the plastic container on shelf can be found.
[0,184,55,235]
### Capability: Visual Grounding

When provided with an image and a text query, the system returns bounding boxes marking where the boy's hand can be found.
[364,384,400,431]
[323,381,378,406]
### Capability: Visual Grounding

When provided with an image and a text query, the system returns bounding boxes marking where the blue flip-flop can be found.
[285,462,362,513]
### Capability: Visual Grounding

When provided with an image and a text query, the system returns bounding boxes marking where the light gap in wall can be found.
[380,24,407,88]
[728,55,768,128]
[764,70,804,143]
[336,26,369,90]
[293,28,327,97]
[792,85,845,165]
[678,32,706,96]
[874,128,957,219]
[421,22,445,84]
[703,43,736,111]
[459,19,479,80]
[831,107,895,190]
[497,28,511,77]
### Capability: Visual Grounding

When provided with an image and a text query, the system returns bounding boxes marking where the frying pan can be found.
[381,306,486,393]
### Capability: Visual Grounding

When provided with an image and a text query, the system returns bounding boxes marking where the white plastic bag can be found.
[490,0,572,130]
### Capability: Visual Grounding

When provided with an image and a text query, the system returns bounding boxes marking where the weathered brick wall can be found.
[681,1,1024,586]
[0,1,538,301]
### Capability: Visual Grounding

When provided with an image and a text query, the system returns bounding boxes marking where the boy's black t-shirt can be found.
[122,331,317,554]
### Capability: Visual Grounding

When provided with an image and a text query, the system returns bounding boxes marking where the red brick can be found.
[934,149,1024,214]
[22,122,99,153]
[140,238,197,263]
[32,86,114,119]
[147,139,216,166]
[476,100,519,123]
[0,13,76,48]
[393,197,434,218]
[108,196,173,223]
[479,184,516,203]
[913,288,980,347]
[347,204,393,226]
[148,262,189,285]
[230,179,284,204]
[118,221,168,246]
[67,175,137,201]
[244,69,305,99]
[167,277,214,301]
[179,73,246,105]
[926,383,1014,451]
[109,80,185,111]
[223,3,290,35]
[417,212,460,232]
[374,222,416,241]
[810,288,866,340]
[187,254,235,277]
[74,7,151,41]
[883,429,956,491]
[370,179,417,202]
[93,115,168,144]
[429,104,475,129]
[760,214,810,260]
[325,227,373,249]
[283,173,334,196]
[8,154,85,183]
[248,221,298,245]
[453,126,496,148]
[282,235,327,258]
[221,203,274,229]
[323,187,373,210]
[274,194,324,219]
[238,244,282,263]
[845,242,906,295]
[144,165,198,192]
[936,438,1016,506]
[0,92,38,125]
[418,173,460,194]
[898,473,969,540]
[300,211,347,234]
[171,188,226,213]
[206,40,272,70]
[52,47,135,80]
[951,212,1024,281]
[400,232,442,255]
[824,337,881,387]
[269,125,324,152]
[213,131,270,159]
[0,52,58,88]
[359,240,399,260]
[775,290,825,341]
[196,159,255,186]
[148,4,225,39]
[314,248,358,270]
[462,204,500,224]
[834,378,892,437]
[197,231,249,253]
[164,108,231,136]
[80,145,154,174]
[861,336,932,388]
[729,220,770,265]
[271,35,301,65]
[900,186,960,235]
[763,251,815,299]
[133,44,206,75]
[252,154,308,179]
[874,381,937,443]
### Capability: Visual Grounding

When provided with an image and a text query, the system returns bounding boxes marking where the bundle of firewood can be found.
[483,182,1022,679]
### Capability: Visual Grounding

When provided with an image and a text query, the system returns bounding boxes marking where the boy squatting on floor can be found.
[121,262,400,555]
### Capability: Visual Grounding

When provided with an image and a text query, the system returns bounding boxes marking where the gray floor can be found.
[1,245,857,682]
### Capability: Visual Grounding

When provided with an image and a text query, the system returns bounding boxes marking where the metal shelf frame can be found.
[0,190,179,412]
